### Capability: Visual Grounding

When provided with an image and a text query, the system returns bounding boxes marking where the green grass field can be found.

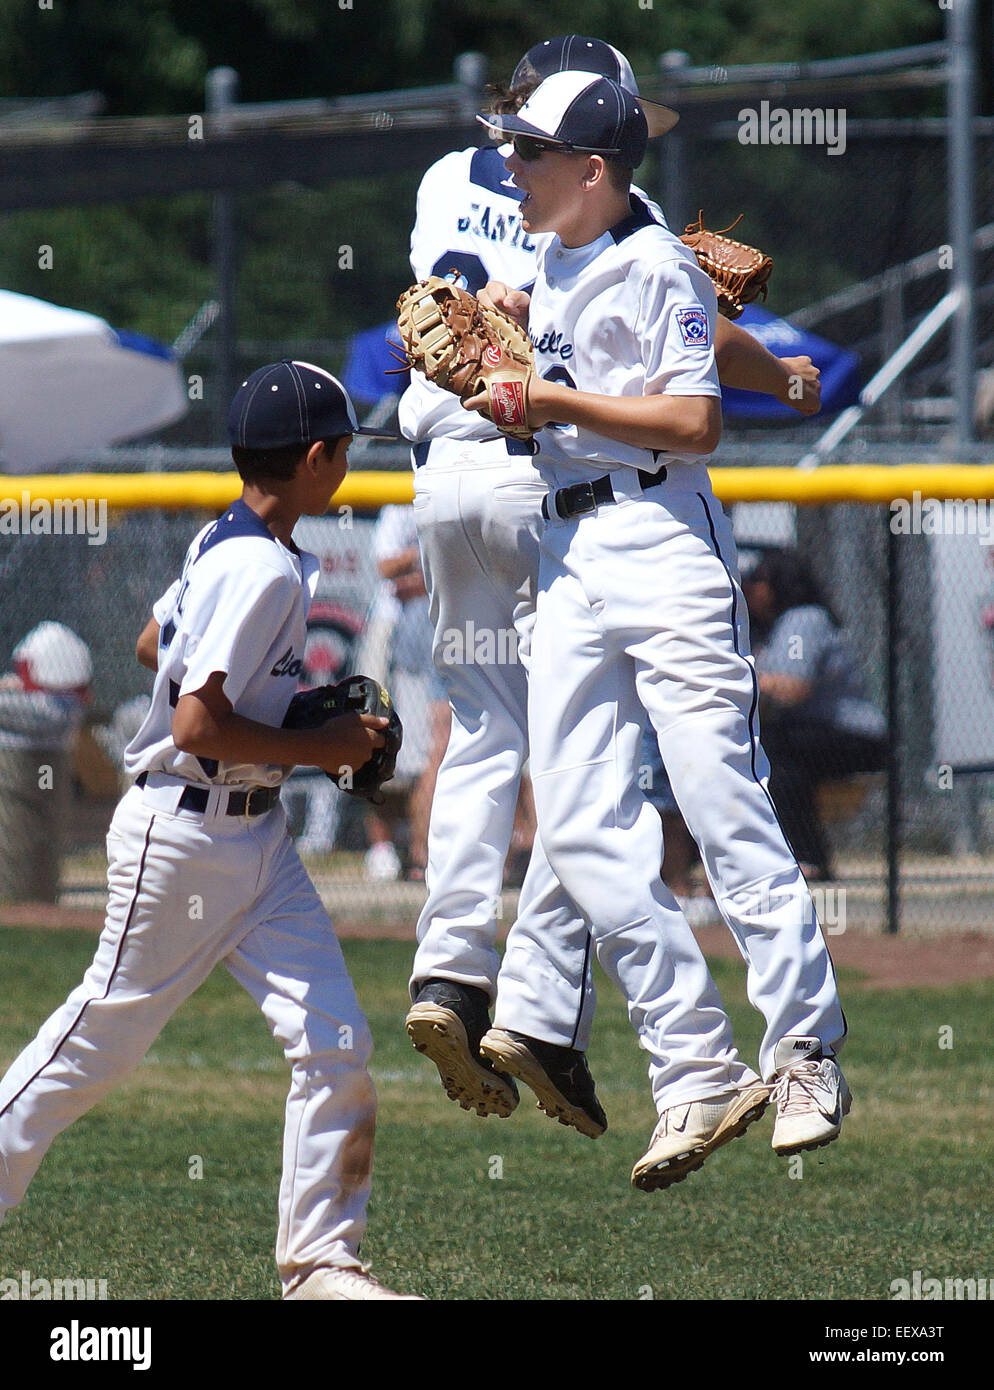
[1,926,992,1302]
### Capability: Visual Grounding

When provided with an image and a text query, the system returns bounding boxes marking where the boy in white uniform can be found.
[0,361,421,1299]
[404,37,827,1152]
[472,74,850,1189]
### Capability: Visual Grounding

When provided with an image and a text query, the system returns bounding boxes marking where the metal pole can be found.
[797,290,961,468]
[885,512,901,934]
[881,271,904,434]
[206,67,239,444]
[454,51,488,121]
[658,51,690,230]
[948,0,977,456]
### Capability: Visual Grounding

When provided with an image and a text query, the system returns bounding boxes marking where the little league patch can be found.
[676,307,710,347]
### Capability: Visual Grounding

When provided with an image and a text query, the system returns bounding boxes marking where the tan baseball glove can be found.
[680,213,773,320]
[395,275,535,440]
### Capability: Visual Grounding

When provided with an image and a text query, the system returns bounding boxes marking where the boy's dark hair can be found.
[486,81,534,116]
[231,437,343,484]
[604,160,634,192]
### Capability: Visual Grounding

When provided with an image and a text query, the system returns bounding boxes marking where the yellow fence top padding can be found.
[4,466,994,510]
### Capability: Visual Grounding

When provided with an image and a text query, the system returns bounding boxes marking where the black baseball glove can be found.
[282,675,403,805]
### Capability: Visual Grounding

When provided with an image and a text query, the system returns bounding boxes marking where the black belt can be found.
[136,772,280,817]
[413,436,539,467]
[541,466,668,521]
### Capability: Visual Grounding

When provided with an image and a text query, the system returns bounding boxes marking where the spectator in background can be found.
[365,506,450,882]
[0,621,93,742]
[0,623,95,901]
[744,550,888,882]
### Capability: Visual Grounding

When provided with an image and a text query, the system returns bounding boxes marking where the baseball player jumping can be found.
[463,72,850,1190]
[0,362,422,1299]
[402,37,829,1161]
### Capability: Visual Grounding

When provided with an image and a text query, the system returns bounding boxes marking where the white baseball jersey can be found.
[124,499,319,788]
[398,145,541,445]
[527,195,721,487]
[397,147,668,449]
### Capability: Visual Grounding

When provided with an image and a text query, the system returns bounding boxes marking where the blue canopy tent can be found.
[720,305,861,420]
[341,322,409,407]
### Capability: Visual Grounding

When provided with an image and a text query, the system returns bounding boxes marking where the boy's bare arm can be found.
[523,381,721,454]
[714,317,821,415]
[476,279,719,454]
[172,671,387,776]
[136,619,160,671]
[378,546,421,580]
[479,280,817,438]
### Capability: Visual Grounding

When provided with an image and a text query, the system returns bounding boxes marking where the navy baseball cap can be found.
[228,360,397,449]
[478,71,650,168]
[511,36,678,137]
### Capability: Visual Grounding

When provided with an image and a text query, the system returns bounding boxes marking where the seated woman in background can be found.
[744,549,888,882]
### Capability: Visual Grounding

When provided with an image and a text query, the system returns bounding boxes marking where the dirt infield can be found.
[690,924,994,991]
[4,900,994,992]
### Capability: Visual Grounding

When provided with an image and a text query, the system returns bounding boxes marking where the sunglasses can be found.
[512,134,567,162]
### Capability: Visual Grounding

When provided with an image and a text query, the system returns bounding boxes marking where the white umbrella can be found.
[0,290,188,471]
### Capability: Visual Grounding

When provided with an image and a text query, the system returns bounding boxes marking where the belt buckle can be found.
[560,482,597,518]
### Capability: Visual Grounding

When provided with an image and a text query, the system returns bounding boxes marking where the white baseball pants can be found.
[0,778,375,1292]
[527,463,846,1104]
[410,437,596,1048]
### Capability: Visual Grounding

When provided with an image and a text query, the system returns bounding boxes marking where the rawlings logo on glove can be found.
[679,213,773,321]
[282,675,403,805]
[394,275,535,441]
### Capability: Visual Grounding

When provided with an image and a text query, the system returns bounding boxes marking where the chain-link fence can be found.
[2,488,993,935]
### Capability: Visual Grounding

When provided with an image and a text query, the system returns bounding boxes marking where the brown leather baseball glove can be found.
[680,213,773,320]
[395,275,535,440]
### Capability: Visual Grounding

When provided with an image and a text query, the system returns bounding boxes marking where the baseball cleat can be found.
[631,1082,770,1192]
[770,1037,852,1156]
[406,979,519,1118]
[284,1264,425,1300]
[479,1027,607,1139]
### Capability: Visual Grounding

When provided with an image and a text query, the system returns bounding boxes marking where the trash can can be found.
[0,698,75,904]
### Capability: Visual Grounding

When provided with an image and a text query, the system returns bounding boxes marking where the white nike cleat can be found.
[770,1036,852,1156]
[284,1264,425,1300]
[631,1082,770,1192]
